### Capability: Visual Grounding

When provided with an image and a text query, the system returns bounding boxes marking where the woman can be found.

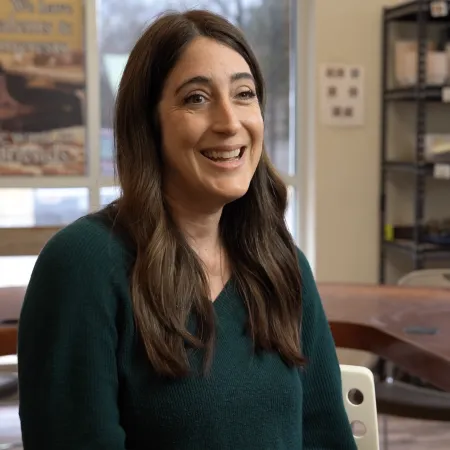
[18,9,357,450]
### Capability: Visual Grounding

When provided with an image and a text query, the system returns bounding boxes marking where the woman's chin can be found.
[208,183,251,205]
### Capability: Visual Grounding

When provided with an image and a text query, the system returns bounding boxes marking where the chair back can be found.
[398,269,450,288]
[341,364,379,449]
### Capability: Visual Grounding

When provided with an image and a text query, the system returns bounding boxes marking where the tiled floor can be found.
[1,399,450,450]
[378,415,450,449]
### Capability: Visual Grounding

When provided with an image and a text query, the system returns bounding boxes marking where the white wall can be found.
[303,0,401,365]
[306,0,401,283]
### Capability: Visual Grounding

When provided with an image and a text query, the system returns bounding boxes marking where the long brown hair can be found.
[113,9,303,377]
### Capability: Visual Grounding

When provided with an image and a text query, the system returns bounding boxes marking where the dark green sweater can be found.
[18,215,357,449]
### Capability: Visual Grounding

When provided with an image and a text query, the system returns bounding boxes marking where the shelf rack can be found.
[379,0,450,283]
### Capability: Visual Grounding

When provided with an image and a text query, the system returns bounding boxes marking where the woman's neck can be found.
[165,194,223,264]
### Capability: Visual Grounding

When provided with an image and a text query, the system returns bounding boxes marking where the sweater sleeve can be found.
[297,250,357,449]
[18,222,127,450]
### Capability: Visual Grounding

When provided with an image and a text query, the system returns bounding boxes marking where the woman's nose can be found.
[210,99,241,135]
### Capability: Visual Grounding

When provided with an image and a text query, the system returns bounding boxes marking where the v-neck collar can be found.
[212,277,245,318]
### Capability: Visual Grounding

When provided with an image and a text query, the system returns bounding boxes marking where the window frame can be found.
[0,0,307,254]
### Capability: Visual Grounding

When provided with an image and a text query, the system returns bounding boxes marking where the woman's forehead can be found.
[164,37,252,89]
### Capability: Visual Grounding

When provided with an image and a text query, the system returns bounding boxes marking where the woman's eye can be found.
[184,93,206,104]
[237,90,256,100]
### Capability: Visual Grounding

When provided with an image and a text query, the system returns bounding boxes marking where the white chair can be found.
[341,364,379,449]
[398,268,450,288]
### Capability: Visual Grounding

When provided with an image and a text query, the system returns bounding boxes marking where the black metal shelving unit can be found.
[379,0,450,283]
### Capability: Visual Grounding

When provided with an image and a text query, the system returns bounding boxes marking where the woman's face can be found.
[158,36,264,210]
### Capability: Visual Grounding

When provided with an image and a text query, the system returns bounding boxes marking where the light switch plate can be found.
[319,63,365,127]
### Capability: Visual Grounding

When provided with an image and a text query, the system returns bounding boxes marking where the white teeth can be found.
[203,148,241,160]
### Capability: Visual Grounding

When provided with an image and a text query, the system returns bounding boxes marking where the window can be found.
[0,256,37,288]
[98,0,296,176]
[286,186,297,241]
[100,185,121,207]
[0,0,302,287]
[0,188,89,227]
[98,0,300,235]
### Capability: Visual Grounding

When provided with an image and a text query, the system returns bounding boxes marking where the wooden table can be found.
[0,325,17,357]
[0,286,25,356]
[2,283,450,391]
[319,283,450,392]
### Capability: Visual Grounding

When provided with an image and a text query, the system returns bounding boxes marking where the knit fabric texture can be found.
[18,215,357,449]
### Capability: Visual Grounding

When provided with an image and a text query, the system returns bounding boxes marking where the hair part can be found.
[112,9,303,378]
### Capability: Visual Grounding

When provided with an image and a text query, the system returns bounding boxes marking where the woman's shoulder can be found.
[36,210,133,278]
[22,211,133,321]
[294,247,315,286]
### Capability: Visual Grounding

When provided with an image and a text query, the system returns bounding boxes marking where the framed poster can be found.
[0,0,86,176]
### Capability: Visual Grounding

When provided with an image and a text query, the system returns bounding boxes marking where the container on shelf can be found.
[394,40,447,86]
[425,134,450,162]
